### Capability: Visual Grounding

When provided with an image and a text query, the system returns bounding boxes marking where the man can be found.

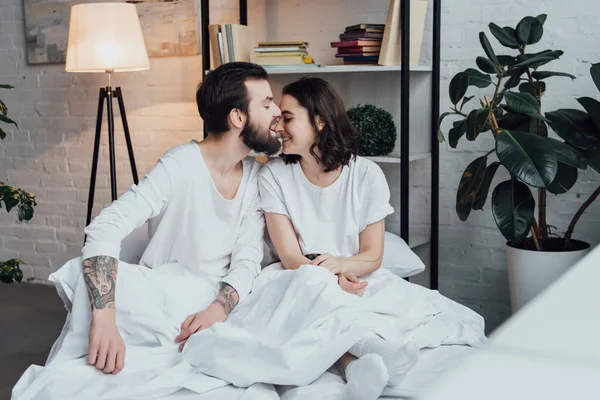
[76,61,282,375]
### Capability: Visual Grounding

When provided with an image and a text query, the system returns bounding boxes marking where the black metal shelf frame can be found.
[200,0,440,290]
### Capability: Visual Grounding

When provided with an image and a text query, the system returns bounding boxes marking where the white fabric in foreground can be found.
[183,263,486,387]
[12,259,486,399]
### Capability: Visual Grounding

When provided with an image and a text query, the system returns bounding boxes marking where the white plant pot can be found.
[506,239,590,313]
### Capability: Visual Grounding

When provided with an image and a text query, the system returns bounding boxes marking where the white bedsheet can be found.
[183,263,486,388]
[12,259,486,399]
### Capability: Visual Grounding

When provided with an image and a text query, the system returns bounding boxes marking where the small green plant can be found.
[348,104,397,156]
[438,14,600,251]
[0,84,37,283]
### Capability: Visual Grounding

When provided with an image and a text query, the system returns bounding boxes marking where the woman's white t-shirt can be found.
[258,156,394,258]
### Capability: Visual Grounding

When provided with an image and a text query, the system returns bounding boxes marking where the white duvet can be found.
[12,259,486,400]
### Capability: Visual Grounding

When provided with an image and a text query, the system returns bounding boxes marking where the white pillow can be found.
[381,231,426,278]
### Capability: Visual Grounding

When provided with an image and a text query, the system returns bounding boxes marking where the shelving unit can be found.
[200,0,440,290]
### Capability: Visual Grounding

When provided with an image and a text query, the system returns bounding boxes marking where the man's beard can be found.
[240,116,281,155]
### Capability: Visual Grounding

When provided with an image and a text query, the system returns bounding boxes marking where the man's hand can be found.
[175,283,239,351]
[175,303,227,351]
[88,310,126,374]
[310,253,345,275]
[338,272,368,296]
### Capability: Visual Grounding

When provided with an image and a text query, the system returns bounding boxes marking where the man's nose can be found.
[273,116,284,133]
[272,102,282,118]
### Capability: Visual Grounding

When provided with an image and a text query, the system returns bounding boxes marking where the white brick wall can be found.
[1,0,599,333]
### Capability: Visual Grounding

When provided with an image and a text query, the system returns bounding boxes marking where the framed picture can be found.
[23,0,200,65]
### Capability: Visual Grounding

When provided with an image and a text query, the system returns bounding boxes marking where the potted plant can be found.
[0,84,37,284]
[438,14,600,312]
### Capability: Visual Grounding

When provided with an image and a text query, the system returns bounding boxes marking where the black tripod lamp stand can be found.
[65,2,150,226]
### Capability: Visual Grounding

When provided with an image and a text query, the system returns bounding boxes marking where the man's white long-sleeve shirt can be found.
[82,141,264,302]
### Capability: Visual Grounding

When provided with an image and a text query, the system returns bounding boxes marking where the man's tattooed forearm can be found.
[82,256,118,311]
[213,283,239,315]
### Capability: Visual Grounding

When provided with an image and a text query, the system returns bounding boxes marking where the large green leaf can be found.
[460,95,475,111]
[489,23,520,49]
[473,161,501,209]
[519,81,546,96]
[0,114,17,128]
[547,163,578,194]
[546,109,600,149]
[456,156,488,221]
[536,14,548,25]
[492,179,535,244]
[496,130,558,188]
[479,32,499,64]
[497,55,518,66]
[505,92,545,121]
[0,127,5,140]
[0,84,14,89]
[591,63,600,92]
[476,56,499,74]
[18,203,34,222]
[438,112,454,142]
[504,71,524,89]
[516,16,544,45]
[449,120,467,148]
[465,68,492,88]
[512,50,563,69]
[531,71,576,80]
[583,147,600,174]
[577,97,600,130]
[547,137,587,169]
[466,108,490,141]
[3,194,19,213]
[497,112,530,130]
[449,72,469,105]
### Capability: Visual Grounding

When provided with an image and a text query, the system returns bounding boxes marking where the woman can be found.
[259,76,412,399]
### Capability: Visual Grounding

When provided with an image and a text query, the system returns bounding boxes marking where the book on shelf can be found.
[208,23,250,68]
[339,31,384,40]
[335,46,381,53]
[330,40,382,48]
[335,52,380,57]
[378,0,428,66]
[344,23,386,32]
[254,46,307,53]
[254,40,315,66]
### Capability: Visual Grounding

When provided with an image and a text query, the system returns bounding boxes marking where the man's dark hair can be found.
[281,77,359,172]
[196,62,268,137]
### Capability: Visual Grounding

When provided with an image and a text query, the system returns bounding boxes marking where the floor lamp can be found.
[65,3,149,226]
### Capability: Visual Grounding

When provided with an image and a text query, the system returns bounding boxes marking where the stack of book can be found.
[330,23,384,65]
[254,41,317,69]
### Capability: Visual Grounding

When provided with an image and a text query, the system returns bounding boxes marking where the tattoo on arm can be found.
[82,256,118,311]
[213,283,239,315]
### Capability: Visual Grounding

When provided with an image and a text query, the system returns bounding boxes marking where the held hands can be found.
[175,302,227,351]
[309,253,344,275]
[309,254,368,296]
[88,310,126,374]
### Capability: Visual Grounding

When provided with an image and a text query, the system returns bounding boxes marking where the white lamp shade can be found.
[65,3,150,73]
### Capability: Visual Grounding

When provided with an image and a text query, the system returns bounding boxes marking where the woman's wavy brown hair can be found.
[280,77,359,172]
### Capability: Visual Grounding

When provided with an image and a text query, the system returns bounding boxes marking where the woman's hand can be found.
[310,253,345,275]
[338,272,368,296]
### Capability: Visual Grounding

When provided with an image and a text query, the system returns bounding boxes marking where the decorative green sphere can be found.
[347,104,397,156]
